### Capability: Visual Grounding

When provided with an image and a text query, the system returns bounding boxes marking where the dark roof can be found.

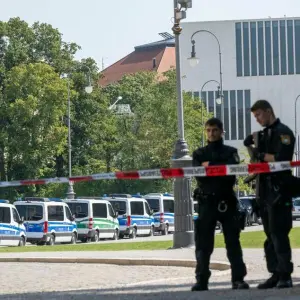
[135,38,175,51]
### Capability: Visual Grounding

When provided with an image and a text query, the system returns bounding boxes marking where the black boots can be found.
[192,280,250,291]
[191,282,209,291]
[232,281,250,290]
[257,274,293,289]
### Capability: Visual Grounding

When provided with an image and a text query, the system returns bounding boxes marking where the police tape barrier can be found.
[1,160,300,188]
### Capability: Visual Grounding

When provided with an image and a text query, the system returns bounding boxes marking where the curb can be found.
[0,257,230,270]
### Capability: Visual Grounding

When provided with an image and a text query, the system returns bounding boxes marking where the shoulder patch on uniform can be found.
[280,135,291,145]
[233,152,240,163]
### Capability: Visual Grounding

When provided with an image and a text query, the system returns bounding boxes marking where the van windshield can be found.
[109,200,127,215]
[294,199,300,206]
[145,199,160,212]
[66,202,89,218]
[15,205,43,221]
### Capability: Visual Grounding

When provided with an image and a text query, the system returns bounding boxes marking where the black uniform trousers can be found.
[260,194,293,278]
[194,195,247,283]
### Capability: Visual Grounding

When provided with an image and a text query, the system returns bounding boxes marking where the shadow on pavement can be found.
[1,279,300,300]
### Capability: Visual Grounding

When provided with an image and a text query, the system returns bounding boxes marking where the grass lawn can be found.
[1,227,299,253]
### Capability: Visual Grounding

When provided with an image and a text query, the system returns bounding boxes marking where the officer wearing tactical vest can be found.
[192,117,249,292]
[244,100,295,289]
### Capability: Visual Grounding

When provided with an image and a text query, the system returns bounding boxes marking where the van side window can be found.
[130,202,144,215]
[65,206,72,221]
[163,200,174,213]
[93,203,107,218]
[12,208,20,223]
[48,206,64,221]
[0,207,11,223]
[108,204,114,217]
[145,202,151,215]
[15,205,43,221]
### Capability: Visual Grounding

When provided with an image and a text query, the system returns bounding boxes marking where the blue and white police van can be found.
[144,193,175,235]
[14,197,77,246]
[0,200,26,246]
[106,194,155,239]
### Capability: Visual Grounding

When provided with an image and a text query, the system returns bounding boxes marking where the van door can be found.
[163,199,175,232]
[144,201,153,235]
[0,206,14,246]
[107,203,116,239]
[11,207,23,246]
[64,206,75,242]
[47,205,66,243]
[92,202,109,239]
[130,201,146,235]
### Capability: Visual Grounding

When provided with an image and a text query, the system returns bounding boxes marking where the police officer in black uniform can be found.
[244,100,295,289]
[192,117,249,292]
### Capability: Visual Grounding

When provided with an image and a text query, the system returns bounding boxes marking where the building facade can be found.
[180,17,300,151]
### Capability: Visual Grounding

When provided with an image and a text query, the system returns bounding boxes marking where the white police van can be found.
[64,198,119,243]
[0,200,26,247]
[15,197,77,246]
[144,193,175,235]
[106,194,155,239]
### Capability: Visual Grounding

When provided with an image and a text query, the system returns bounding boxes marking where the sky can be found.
[0,0,299,70]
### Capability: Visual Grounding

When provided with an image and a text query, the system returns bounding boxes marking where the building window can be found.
[193,91,200,99]
[244,90,251,136]
[250,22,257,76]
[190,89,251,141]
[280,20,287,75]
[258,21,265,76]
[243,22,250,76]
[287,20,295,74]
[272,21,280,75]
[230,90,237,140]
[223,91,229,140]
[265,21,272,75]
[200,91,207,108]
[295,20,300,74]
[237,90,244,140]
[235,23,243,77]
[208,91,214,114]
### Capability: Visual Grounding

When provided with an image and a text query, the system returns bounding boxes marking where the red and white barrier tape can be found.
[1,160,300,188]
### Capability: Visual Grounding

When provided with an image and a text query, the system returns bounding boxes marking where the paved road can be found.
[1,247,300,300]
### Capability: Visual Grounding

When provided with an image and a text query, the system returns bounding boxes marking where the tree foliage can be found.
[0,17,250,200]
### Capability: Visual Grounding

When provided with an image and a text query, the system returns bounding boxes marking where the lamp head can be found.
[85,86,93,94]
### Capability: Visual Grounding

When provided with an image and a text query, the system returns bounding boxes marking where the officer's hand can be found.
[244,134,254,147]
[201,162,210,167]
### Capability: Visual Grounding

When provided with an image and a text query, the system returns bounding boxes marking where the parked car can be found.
[239,196,262,225]
[292,198,300,220]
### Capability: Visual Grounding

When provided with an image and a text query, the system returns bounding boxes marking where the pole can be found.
[191,30,224,125]
[171,0,194,249]
[68,78,71,179]
[200,79,220,147]
[66,77,75,199]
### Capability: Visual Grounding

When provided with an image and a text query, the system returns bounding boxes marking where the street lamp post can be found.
[65,67,93,199]
[171,0,194,249]
[294,94,300,177]
[188,30,224,125]
[200,79,221,147]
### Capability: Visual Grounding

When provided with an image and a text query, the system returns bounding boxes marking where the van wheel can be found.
[18,236,25,247]
[47,234,55,246]
[162,224,168,235]
[130,227,137,239]
[70,232,77,244]
[113,229,119,240]
[93,231,99,242]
